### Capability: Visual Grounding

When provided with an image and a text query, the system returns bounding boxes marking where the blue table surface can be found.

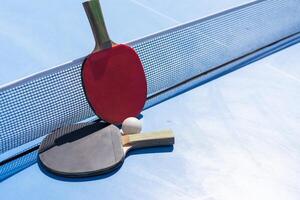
[1,0,300,200]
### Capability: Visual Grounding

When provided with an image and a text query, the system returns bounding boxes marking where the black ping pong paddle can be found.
[38,122,174,177]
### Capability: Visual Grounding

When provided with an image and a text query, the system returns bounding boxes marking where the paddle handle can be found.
[83,0,112,51]
[122,130,175,149]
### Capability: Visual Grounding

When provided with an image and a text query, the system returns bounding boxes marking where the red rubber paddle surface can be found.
[82,44,147,124]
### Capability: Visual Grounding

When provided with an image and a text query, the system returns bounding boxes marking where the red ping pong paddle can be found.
[82,0,147,125]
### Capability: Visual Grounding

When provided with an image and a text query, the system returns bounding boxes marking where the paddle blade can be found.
[82,44,147,124]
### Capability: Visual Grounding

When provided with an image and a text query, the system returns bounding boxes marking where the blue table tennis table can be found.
[1,0,300,199]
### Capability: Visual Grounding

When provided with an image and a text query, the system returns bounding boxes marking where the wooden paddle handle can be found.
[83,0,112,51]
[122,130,175,149]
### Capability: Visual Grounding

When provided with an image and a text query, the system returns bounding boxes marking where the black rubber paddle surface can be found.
[38,122,124,177]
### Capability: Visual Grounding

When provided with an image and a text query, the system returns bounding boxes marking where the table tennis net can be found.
[1,0,300,157]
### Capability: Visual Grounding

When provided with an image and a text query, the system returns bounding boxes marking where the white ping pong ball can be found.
[122,117,142,134]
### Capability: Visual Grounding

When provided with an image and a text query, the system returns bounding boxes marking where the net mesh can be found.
[1,0,300,155]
